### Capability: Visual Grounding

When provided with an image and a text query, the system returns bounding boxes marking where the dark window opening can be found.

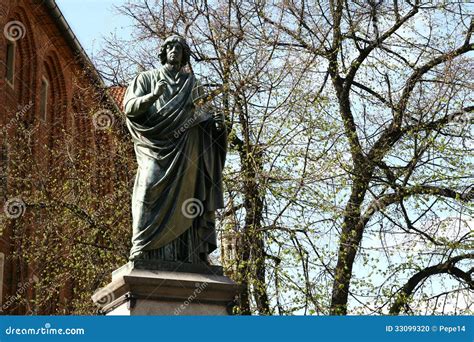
[40,77,49,121]
[5,42,15,86]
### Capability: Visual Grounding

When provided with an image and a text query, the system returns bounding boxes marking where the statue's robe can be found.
[123,66,226,262]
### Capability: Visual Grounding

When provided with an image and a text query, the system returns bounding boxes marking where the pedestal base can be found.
[92,260,240,316]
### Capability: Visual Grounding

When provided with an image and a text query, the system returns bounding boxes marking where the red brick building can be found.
[0,0,124,314]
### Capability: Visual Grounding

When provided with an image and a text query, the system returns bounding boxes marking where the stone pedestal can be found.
[91,260,240,315]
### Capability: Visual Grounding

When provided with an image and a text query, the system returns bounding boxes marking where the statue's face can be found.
[166,42,183,66]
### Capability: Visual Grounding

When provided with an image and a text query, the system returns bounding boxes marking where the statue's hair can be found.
[159,35,191,69]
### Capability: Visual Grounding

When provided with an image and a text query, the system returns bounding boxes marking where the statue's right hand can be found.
[152,79,168,99]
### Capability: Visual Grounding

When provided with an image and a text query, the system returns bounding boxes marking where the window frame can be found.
[40,76,49,122]
[5,41,15,88]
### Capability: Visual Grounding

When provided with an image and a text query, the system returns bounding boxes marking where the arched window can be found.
[3,9,37,113]
[41,51,67,167]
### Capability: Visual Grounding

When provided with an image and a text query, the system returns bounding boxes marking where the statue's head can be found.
[159,35,191,69]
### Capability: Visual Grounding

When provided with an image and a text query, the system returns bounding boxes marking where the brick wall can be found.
[0,0,121,314]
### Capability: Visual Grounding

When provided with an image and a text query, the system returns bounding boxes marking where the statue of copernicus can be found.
[123,35,227,263]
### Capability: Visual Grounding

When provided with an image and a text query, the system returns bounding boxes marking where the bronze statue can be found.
[123,35,226,263]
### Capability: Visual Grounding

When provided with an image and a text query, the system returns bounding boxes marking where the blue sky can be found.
[53,0,473,315]
[56,0,131,56]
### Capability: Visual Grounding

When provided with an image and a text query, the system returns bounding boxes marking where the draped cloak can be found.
[123,67,227,261]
